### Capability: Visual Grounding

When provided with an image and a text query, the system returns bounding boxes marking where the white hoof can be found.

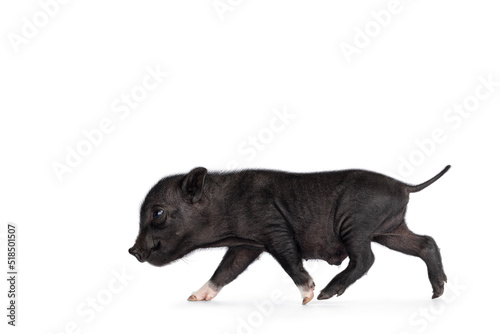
[187,281,220,301]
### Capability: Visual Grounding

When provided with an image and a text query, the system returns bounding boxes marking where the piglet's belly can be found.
[301,242,348,266]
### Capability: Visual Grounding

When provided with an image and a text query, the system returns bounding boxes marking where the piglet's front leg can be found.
[264,230,316,305]
[188,246,263,301]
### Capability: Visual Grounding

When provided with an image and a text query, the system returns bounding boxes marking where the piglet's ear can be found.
[181,167,207,203]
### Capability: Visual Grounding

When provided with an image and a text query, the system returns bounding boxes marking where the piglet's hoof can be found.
[187,294,215,301]
[300,282,315,305]
[302,293,314,305]
[187,282,219,301]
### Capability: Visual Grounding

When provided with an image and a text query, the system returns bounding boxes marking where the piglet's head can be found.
[129,167,208,266]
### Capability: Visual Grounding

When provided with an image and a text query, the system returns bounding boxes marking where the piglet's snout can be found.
[129,246,145,263]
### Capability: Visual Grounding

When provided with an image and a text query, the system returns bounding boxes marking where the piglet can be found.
[129,166,450,304]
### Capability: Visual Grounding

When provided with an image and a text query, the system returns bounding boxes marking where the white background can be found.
[1,1,499,333]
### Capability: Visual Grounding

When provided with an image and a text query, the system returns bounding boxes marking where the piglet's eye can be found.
[153,209,164,219]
